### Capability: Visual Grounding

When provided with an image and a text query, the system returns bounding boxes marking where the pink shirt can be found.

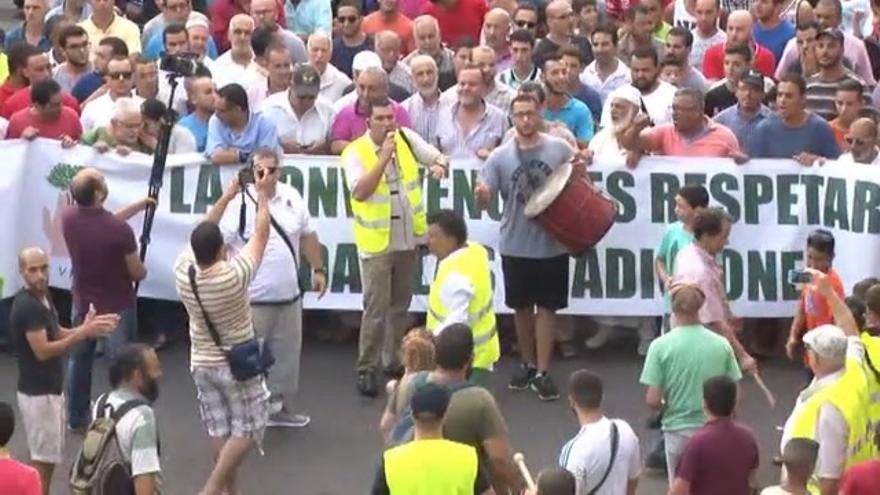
[0,458,42,495]
[673,243,731,325]
[330,102,412,143]
[644,120,740,157]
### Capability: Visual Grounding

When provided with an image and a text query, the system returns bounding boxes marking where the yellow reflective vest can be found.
[341,132,427,255]
[861,332,880,458]
[384,439,478,495]
[426,242,500,370]
[791,344,874,491]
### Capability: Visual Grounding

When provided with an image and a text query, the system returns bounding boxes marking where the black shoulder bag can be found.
[588,421,620,495]
[187,265,275,381]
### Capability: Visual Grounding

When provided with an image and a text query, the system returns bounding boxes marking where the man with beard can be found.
[600,46,675,128]
[805,29,872,121]
[93,344,163,492]
[588,85,640,159]
[436,65,507,159]
[52,25,92,93]
[12,247,118,493]
[476,93,584,402]
[542,52,593,148]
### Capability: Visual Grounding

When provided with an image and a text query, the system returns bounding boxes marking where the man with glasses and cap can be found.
[261,64,334,155]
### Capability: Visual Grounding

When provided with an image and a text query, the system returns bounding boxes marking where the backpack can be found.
[69,394,150,495]
[389,372,476,446]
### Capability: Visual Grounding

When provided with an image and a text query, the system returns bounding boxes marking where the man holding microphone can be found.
[342,96,447,398]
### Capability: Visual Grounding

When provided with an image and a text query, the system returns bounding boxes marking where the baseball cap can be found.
[352,50,382,73]
[292,64,321,98]
[410,382,451,420]
[802,324,847,360]
[740,70,765,91]
[816,28,844,45]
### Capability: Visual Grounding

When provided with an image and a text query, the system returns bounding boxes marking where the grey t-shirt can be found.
[481,133,572,258]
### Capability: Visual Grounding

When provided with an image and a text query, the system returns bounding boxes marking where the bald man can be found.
[62,168,151,431]
[534,0,593,69]
[838,117,880,164]
[482,8,513,71]
[701,10,777,80]
[212,14,257,88]
[402,16,457,91]
[307,33,352,101]
[374,31,414,93]
[12,247,119,493]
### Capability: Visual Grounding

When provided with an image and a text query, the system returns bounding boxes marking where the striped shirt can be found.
[401,91,446,145]
[496,65,542,91]
[805,72,872,121]
[175,250,257,367]
[440,82,517,114]
[94,389,161,481]
[435,101,508,158]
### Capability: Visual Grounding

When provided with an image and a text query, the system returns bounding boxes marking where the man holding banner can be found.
[342,97,447,398]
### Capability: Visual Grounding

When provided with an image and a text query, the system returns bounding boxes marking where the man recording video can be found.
[218,148,327,428]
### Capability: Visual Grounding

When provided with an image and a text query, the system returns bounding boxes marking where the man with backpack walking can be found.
[70,343,162,494]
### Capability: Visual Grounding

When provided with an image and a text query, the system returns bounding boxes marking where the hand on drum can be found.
[571,150,590,179]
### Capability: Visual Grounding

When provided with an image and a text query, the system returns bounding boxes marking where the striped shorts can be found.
[192,365,270,441]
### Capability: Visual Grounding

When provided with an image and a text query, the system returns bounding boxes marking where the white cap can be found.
[803,324,847,360]
[609,85,642,108]
[186,17,210,31]
[352,51,382,73]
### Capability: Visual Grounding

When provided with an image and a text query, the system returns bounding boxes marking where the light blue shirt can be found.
[143,32,219,60]
[284,0,332,37]
[179,113,210,152]
[46,1,91,22]
[543,98,594,142]
[205,112,281,157]
[712,104,771,156]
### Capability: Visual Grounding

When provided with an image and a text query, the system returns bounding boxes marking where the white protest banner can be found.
[2,139,878,317]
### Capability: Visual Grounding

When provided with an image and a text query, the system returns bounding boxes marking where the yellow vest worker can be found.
[784,325,874,493]
[424,210,500,383]
[376,382,491,495]
[860,332,880,458]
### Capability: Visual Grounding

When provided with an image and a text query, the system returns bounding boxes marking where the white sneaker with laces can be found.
[267,411,310,428]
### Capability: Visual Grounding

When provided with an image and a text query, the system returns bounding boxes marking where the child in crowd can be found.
[761,438,818,495]
[654,184,710,332]
[379,328,436,443]
[785,230,846,370]
[659,55,685,87]
[530,467,575,495]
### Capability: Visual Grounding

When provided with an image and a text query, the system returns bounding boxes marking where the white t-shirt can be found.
[81,93,144,131]
[260,91,334,147]
[559,417,641,495]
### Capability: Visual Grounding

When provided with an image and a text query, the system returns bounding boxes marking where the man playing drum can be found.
[475,93,585,402]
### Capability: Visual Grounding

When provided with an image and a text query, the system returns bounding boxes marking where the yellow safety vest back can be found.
[861,333,880,458]
[341,132,427,255]
[383,439,478,495]
[426,242,500,370]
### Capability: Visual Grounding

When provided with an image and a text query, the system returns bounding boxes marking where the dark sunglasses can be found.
[845,136,867,146]
[108,71,133,80]
[516,20,537,28]
[338,15,359,23]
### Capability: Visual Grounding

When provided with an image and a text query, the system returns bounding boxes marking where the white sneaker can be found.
[267,412,310,428]
[585,327,612,349]
[269,398,284,416]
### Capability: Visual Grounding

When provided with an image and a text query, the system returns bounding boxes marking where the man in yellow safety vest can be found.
[373,382,493,494]
[425,209,500,386]
[780,269,875,495]
[341,96,448,397]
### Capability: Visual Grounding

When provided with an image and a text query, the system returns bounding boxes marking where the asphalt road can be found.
[0,331,806,495]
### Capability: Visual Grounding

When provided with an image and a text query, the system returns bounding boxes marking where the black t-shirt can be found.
[533,35,594,71]
[371,450,491,495]
[12,289,64,396]
[704,84,737,117]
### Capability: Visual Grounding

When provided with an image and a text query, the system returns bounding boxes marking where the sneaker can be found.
[637,338,652,357]
[508,364,537,390]
[530,373,560,401]
[269,398,284,416]
[585,326,612,350]
[267,411,310,428]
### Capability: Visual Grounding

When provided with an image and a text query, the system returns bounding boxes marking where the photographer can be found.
[219,148,327,428]
[174,166,273,495]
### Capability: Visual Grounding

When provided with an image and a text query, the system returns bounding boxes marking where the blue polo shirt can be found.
[179,112,210,152]
[205,111,280,158]
[143,32,219,60]
[4,23,51,51]
[71,71,104,103]
[543,97,594,142]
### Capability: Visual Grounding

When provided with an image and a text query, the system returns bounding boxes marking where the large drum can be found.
[524,161,618,256]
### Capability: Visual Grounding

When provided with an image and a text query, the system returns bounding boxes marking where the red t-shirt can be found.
[422,0,489,46]
[0,80,23,109]
[1,87,80,119]
[676,418,759,495]
[702,42,777,80]
[841,460,880,495]
[0,458,42,495]
[7,107,83,140]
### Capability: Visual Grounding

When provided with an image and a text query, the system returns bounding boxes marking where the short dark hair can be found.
[513,2,538,18]
[190,221,224,265]
[365,96,393,117]
[572,0,597,13]
[59,24,88,48]
[703,375,737,417]
[845,296,866,330]
[337,0,362,14]
[0,402,13,446]
[797,20,821,33]
[677,184,710,209]
[518,82,546,103]
[98,36,130,58]
[428,209,468,246]
[70,173,102,206]
[31,78,61,106]
[661,54,685,68]
[536,467,576,495]
[434,323,474,371]
[163,23,188,46]
[692,207,731,240]
[668,26,693,48]
[806,228,835,256]
[141,98,167,121]
[109,343,150,388]
[778,73,807,95]
[559,45,585,65]
[217,83,249,113]
[817,0,842,19]
[865,284,880,319]
[723,42,753,62]
[568,369,603,409]
[631,45,659,66]
[836,78,863,97]
[510,91,540,111]
[542,50,566,71]
[509,28,535,47]
[7,42,41,74]
[251,26,275,58]
[853,277,880,301]
[591,23,618,46]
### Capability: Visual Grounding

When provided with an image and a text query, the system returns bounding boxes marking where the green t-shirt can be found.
[656,221,695,312]
[639,324,742,432]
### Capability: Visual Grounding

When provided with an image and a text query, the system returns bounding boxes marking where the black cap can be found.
[740,70,765,91]
[410,382,451,420]
[816,28,844,45]
[292,64,321,98]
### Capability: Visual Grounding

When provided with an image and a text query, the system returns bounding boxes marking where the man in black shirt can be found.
[12,247,118,493]
[534,0,593,70]
[704,43,752,116]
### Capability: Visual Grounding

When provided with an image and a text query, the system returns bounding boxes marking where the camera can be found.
[237,162,265,185]
[787,270,813,285]
[160,53,201,77]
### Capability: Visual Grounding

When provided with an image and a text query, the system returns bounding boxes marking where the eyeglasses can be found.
[845,136,868,146]
[515,20,537,28]
[338,15,359,23]
[108,71,133,80]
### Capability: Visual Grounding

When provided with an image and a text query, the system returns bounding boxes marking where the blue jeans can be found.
[65,306,137,428]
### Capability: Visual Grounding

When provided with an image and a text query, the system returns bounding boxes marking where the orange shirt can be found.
[799,268,845,366]
[830,119,849,152]
[362,12,416,54]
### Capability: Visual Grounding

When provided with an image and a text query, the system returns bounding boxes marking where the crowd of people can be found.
[1,0,880,493]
